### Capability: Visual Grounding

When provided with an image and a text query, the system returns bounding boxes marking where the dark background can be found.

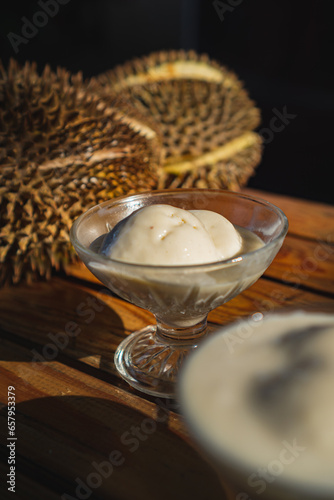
[1,0,333,204]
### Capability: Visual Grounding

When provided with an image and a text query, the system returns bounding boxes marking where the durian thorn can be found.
[37,149,130,171]
[87,149,129,163]
[162,132,261,175]
[112,61,237,91]
[115,113,157,140]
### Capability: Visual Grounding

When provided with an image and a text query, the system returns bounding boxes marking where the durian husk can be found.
[0,59,162,286]
[96,50,263,191]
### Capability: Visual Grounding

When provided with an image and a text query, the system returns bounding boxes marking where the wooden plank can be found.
[0,340,224,500]
[0,187,332,500]
[242,188,334,242]
[264,234,334,294]
[65,261,102,285]
[0,278,153,380]
[0,277,332,383]
[208,276,334,325]
[0,455,70,500]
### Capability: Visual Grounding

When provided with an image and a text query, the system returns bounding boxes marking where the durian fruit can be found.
[96,50,262,190]
[0,59,162,286]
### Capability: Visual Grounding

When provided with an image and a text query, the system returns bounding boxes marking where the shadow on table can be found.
[0,279,128,378]
[1,395,224,500]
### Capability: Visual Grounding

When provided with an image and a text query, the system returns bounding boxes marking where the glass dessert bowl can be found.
[70,189,288,398]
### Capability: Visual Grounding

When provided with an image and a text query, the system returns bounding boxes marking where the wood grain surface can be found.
[1,188,333,500]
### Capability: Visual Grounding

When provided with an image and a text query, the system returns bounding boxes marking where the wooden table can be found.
[1,188,333,500]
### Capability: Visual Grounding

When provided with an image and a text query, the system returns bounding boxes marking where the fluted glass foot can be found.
[114,325,210,398]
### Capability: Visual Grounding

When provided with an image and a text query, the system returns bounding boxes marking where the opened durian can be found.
[96,50,262,190]
[0,59,162,286]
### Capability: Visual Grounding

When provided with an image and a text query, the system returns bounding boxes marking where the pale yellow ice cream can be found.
[180,311,334,495]
[105,204,242,265]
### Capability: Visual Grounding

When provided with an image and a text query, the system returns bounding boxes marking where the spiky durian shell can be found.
[96,50,262,190]
[0,59,162,286]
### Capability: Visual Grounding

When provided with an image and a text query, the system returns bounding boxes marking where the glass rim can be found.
[69,188,289,272]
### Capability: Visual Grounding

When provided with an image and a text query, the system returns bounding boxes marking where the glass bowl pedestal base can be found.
[115,317,210,398]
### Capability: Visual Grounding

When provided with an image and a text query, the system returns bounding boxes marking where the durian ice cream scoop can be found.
[100,204,242,265]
